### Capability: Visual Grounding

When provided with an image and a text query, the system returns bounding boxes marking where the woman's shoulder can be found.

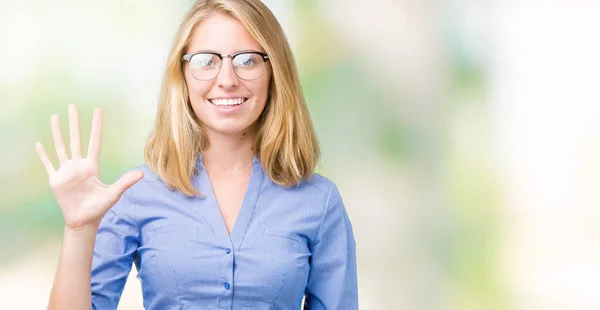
[270,172,341,204]
[116,163,164,197]
[132,163,161,183]
[303,173,338,195]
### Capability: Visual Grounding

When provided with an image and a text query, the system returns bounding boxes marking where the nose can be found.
[216,57,239,89]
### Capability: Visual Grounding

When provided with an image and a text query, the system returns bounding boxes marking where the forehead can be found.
[187,12,265,54]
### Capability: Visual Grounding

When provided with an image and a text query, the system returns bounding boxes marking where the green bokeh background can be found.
[0,0,506,309]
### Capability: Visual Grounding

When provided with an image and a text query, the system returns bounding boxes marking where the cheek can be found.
[185,72,210,99]
[254,73,272,101]
[184,75,211,122]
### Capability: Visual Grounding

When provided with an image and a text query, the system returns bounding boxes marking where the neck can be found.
[202,126,257,173]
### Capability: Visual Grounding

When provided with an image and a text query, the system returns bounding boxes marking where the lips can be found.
[209,97,248,107]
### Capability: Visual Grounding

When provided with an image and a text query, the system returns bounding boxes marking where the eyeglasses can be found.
[182,51,270,81]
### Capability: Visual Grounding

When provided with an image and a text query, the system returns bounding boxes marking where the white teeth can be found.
[210,98,245,106]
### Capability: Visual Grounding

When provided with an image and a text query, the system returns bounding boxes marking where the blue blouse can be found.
[90,155,358,309]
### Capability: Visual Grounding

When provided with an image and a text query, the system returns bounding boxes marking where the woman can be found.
[37,0,358,309]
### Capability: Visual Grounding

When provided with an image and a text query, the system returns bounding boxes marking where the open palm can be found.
[36,105,143,230]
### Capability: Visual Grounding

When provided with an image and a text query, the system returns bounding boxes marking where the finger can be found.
[51,115,69,164]
[110,170,144,196]
[87,108,103,161]
[69,104,82,159]
[35,142,56,175]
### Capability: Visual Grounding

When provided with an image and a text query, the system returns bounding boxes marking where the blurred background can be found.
[1,0,599,309]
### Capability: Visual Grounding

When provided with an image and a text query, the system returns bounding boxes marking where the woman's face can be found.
[184,12,271,136]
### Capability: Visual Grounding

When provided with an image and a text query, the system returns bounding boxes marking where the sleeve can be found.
[90,189,139,310]
[304,184,359,309]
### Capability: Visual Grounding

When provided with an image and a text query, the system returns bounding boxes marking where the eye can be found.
[241,58,256,66]
[234,54,260,67]
[190,54,220,70]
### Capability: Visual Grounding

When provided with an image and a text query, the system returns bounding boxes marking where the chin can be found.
[204,121,256,136]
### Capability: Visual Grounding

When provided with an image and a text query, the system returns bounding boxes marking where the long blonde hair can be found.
[145,0,320,197]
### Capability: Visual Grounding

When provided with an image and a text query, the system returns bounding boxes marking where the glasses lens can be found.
[190,53,221,80]
[232,53,265,80]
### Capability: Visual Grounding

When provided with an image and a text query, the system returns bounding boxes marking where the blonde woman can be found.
[38,0,357,309]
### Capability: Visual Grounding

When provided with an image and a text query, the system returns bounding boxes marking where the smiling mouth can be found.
[209,98,248,107]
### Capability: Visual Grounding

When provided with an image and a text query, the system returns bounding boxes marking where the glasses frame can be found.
[182,51,270,81]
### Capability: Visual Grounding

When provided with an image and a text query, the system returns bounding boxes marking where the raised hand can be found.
[35,105,143,230]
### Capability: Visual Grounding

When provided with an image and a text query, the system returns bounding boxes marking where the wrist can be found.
[63,224,99,239]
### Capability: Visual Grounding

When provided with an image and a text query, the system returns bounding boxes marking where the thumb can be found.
[111,170,144,196]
